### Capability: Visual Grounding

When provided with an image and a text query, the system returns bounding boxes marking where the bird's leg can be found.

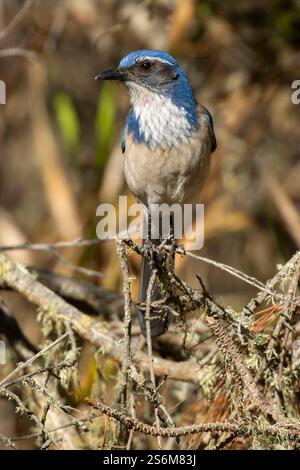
[167,213,176,273]
[138,208,169,336]
[141,208,155,260]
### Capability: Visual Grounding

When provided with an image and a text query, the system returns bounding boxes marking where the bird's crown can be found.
[119,49,178,68]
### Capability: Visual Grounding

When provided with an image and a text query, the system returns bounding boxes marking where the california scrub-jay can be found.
[96,50,216,337]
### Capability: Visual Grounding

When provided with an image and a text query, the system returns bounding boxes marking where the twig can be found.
[0,433,16,449]
[0,47,38,63]
[86,399,243,438]
[0,332,69,387]
[10,410,103,442]
[205,314,279,423]
[27,267,123,318]
[259,253,300,409]
[0,253,205,384]
[0,0,35,42]
[1,237,293,303]
[177,247,288,302]
[116,241,133,408]
[145,270,163,449]
[263,170,300,248]
[0,388,61,449]
[242,251,300,317]
[116,241,134,445]
[0,237,101,252]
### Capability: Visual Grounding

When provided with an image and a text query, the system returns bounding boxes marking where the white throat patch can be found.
[126,82,193,149]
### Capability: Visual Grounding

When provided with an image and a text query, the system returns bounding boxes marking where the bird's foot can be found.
[141,239,158,266]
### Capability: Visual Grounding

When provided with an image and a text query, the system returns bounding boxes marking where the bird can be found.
[96,50,216,337]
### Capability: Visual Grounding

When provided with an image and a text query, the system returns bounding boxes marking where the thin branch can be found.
[0,0,35,42]
[1,237,296,304]
[116,241,133,409]
[145,269,162,449]
[0,332,69,387]
[0,388,61,449]
[0,433,16,449]
[116,241,134,446]
[0,47,38,63]
[0,253,205,384]
[0,237,101,252]
[86,399,243,438]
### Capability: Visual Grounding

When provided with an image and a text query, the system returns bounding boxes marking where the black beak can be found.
[95,67,127,81]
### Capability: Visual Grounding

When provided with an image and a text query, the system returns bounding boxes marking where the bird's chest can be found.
[126,89,195,149]
[123,132,210,207]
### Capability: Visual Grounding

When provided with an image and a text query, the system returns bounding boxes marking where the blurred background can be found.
[0,0,300,449]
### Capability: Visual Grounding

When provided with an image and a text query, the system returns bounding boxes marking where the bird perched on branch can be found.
[96,50,216,337]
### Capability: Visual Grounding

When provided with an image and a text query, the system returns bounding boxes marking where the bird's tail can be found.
[138,237,171,337]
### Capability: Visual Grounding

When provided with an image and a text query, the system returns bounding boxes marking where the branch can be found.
[0,253,205,385]
[86,399,242,438]
[0,0,35,42]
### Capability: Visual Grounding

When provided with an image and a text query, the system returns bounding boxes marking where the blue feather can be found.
[121,122,127,153]
[120,49,198,129]
[119,50,177,68]
[202,106,217,153]
[126,110,144,144]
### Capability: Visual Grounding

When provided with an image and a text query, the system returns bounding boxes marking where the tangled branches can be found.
[0,241,299,450]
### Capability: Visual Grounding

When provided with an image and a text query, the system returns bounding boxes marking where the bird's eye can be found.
[140,61,151,70]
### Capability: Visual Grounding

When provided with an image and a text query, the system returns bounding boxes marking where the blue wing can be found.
[202,106,217,153]
[121,108,140,153]
[121,122,127,154]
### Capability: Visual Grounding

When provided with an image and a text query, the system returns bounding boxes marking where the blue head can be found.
[96,50,199,149]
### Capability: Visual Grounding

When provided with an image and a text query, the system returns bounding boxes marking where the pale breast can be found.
[123,107,212,208]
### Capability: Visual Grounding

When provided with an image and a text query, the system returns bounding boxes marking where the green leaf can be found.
[53,92,80,159]
[95,82,116,171]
